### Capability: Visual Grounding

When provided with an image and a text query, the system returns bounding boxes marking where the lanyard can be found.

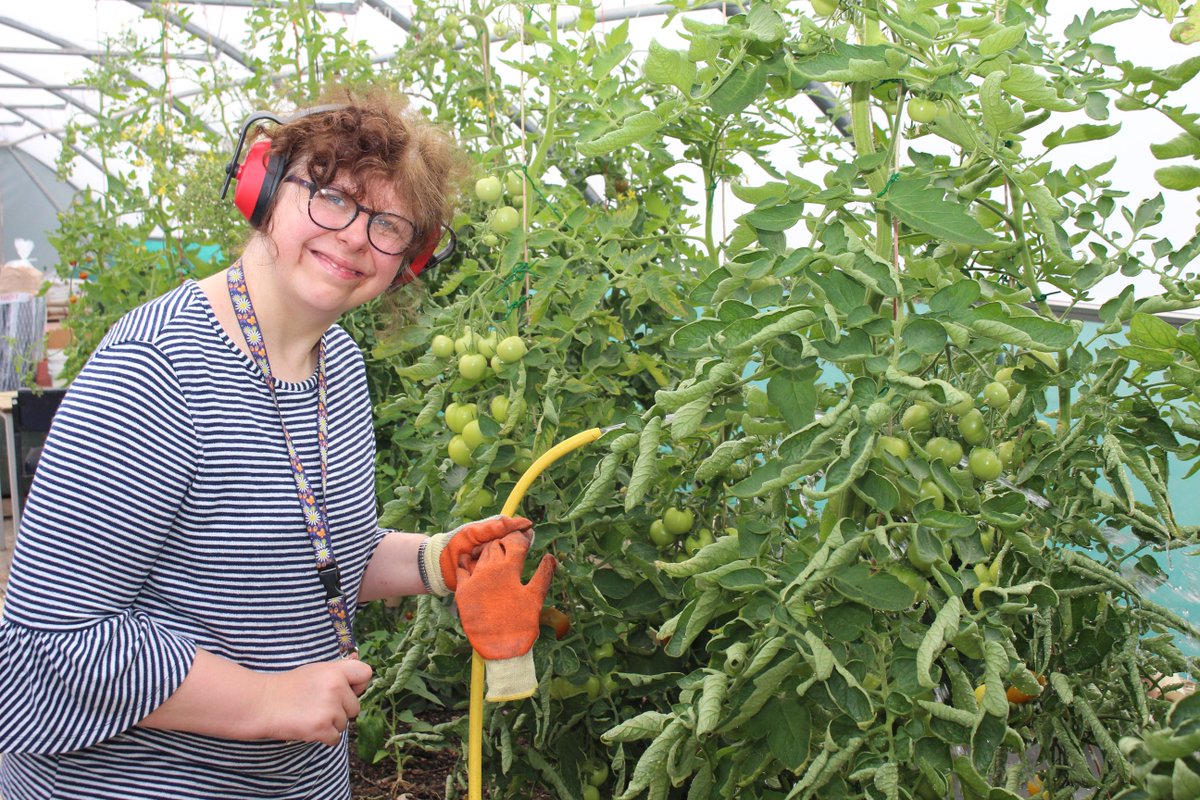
[227,263,357,658]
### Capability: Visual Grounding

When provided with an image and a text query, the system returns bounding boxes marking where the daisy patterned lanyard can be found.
[227,262,357,658]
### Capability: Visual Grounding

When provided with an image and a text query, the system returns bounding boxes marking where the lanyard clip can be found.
[315,562,343,601]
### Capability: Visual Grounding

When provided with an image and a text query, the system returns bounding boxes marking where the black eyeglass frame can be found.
[284,175,420,257]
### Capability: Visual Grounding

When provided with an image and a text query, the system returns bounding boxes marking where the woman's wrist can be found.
[420,533,452,596]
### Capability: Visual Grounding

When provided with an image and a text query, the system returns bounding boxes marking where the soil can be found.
[347,715,554,800]
[347,720,461,800]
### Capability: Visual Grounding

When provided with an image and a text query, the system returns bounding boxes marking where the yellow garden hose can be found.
[467,425,611,800]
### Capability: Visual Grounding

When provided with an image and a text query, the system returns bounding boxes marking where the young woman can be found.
[0,89,533,798]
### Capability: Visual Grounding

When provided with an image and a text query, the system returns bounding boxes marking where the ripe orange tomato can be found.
[538,607,570,640]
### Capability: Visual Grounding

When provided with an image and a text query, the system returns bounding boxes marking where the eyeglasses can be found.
[284,176,417,256]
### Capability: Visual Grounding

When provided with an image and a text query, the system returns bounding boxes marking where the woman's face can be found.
[262,172,410,317]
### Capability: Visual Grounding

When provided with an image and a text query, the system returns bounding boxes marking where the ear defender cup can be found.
[221,110,285,227]
[232,139,288,229]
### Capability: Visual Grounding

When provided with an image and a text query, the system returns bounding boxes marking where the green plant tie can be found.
[494,261,535,296]
[876,171,901,197]
[496,261,535,320]
[501,295,530,321]
[518,165,564,221]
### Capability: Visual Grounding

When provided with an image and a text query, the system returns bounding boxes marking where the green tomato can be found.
[908,98,938,123]
[548,677,576,700]
[588,763,609,788]
[582,786,601,800]
[968,447,1003,480]
[684,528,714,555]
[925,437,963,466]
[490,355,505,375]
[901,404,933,433]
[918,480,945,510]
[491,205,520,233]
[877,435,911,461]
[448,435,473,468]
[890,565,929,604]
[958,408,988,445]
[454,330,474,355]
[907,538,943,573]
[430,334,455,359]
[513,447,534,475]
[980,526,995,553]
[949,395,975,416]
[459,353,488,381]
[462,419,486,450]
[811,0,839,15]
[983,381,1011,411]
[994,366,1016,388]
[663,507,695,536]
[592,641,614,660]
[474,176,502,203]
[444,402,476,433]
[505,171,523,196]
[490,395,509,423]
[496,336,527,363]
[456,484,494,517]
[747,385,771,418]
[996,439,1017,468]
[649,519,674,547]
[477,333,497,359]
[864,400,892,428]
[480,233,499,247]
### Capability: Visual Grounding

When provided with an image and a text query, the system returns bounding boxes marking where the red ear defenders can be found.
[221,106,457,286]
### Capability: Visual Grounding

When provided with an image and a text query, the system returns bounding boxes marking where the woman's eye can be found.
[318,190,351,209]
[373,216,401,235]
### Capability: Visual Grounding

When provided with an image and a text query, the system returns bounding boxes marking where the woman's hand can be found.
[438,515,534,590]
[259,659,374,746]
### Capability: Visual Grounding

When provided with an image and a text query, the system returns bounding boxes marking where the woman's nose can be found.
[336,212,372,250]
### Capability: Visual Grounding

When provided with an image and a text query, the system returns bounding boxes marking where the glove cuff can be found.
[484,652,538,702]
[421,534,452,597]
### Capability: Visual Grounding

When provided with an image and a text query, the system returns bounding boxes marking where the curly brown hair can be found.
[251,86,469,263]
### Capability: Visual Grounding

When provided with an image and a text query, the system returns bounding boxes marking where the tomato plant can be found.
[52,1,1200,799]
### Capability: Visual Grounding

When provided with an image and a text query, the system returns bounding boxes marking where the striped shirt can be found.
[0,280,385,799]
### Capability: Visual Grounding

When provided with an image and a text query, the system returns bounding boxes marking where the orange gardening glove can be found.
[420,515,533,596]
[454,532,557,702]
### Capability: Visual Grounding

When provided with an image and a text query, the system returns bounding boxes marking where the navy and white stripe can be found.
[0,281,384,799]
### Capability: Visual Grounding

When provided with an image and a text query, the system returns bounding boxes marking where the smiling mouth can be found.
[313,250,366,279]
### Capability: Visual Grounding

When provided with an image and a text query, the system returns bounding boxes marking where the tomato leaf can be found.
[884,178,998,245]
[743,200,804,232]
[577,111,663,156]
[830,563,919,611]
[767,369,817,429]
[643,40,696,95]
[902,317,948,355]
[969,303,1078,351]
[1042,122,1122,148]
[762,697,810,770]
[707,62,768,116]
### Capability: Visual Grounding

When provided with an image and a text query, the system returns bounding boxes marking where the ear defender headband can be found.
[221,106,457,286]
